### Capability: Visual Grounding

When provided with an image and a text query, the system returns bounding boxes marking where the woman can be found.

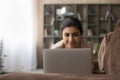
[51,17,92,49]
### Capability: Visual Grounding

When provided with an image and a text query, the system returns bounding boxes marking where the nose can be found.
[69,35,73,42]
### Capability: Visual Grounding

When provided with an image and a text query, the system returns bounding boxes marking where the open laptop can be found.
[43,48,92,74]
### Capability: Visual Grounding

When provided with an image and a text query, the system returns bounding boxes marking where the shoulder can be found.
[51,40,64,49]
[105,32,113,40]
[81,39,92,48]
[103,32,113,45]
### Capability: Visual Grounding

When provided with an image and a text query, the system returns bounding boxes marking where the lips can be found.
[68,43,74,47]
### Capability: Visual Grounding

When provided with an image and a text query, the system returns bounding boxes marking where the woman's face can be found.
[62,26,82,48]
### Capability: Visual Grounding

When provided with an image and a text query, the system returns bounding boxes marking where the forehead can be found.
[62,26,80,33]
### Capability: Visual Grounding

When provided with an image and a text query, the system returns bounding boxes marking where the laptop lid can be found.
[43,48,92,74]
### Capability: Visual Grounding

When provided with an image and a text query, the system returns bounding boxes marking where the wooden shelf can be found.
[43,4,120,50]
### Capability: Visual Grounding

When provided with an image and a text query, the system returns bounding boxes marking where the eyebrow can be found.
[72,32,79,34]
[64,31,80,34]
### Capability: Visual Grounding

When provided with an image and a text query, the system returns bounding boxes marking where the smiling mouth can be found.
[68,44,74,47]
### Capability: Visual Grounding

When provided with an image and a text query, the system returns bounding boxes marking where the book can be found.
[50,17,55,26]
[77,12,82,20]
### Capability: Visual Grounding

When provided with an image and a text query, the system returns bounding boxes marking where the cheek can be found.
[74,37,81,43]
[63,36,68,42]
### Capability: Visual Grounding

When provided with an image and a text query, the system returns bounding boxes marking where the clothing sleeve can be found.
[50,40,64,49]
[98,36,106,72]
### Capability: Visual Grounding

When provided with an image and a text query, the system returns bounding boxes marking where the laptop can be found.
[43,48,92,74]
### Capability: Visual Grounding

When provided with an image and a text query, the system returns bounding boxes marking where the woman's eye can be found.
[73,33,79,37]
[64,34,69,37]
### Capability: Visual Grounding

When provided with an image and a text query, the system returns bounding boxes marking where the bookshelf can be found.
[43,4,120,54]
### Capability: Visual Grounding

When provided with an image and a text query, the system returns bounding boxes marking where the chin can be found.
[68,46,74,48]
